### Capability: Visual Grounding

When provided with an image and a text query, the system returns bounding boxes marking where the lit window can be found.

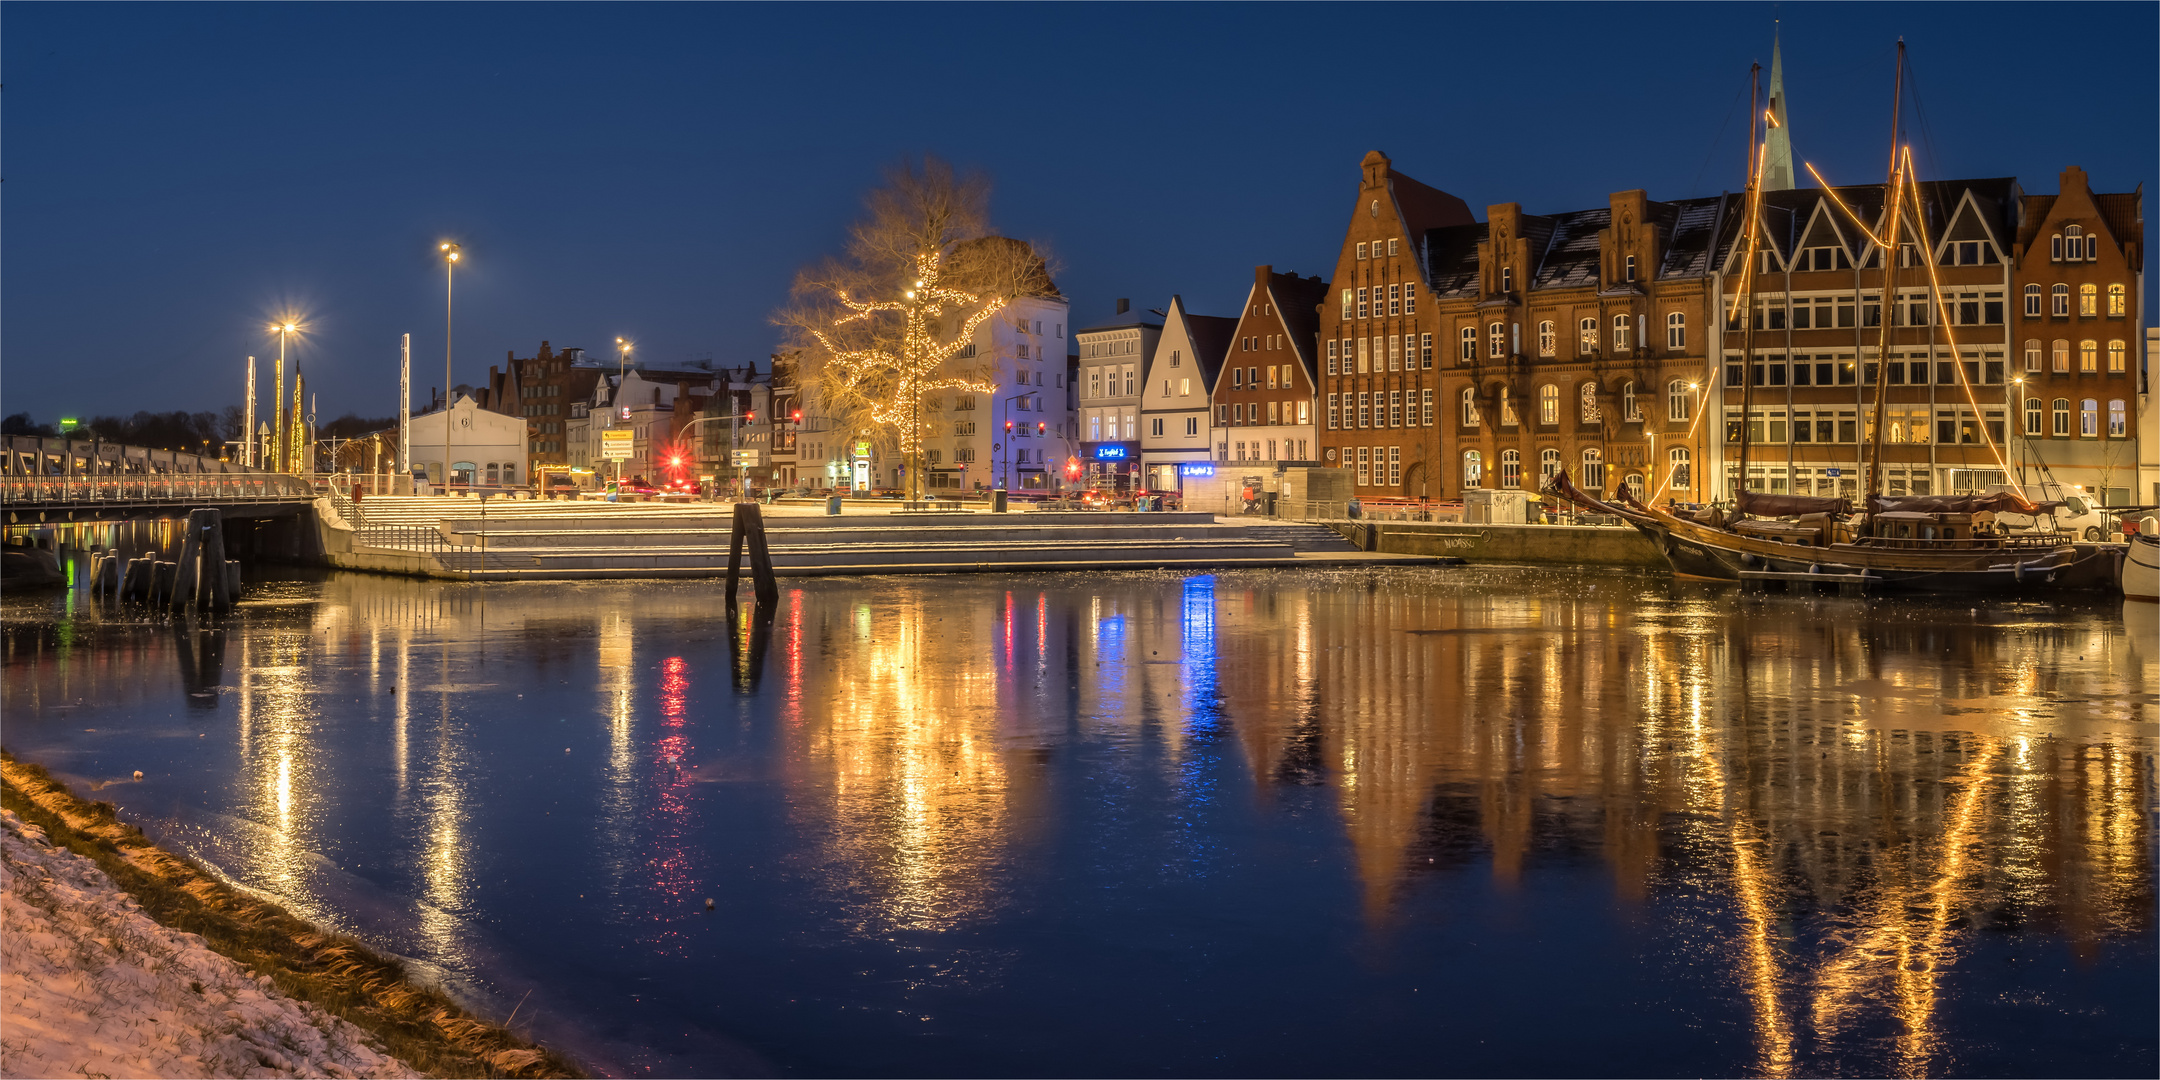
[1581,448,1605,490]
[1580,382,1600,423]
[2080,398,2098,437]
[1668,447,1691,490]
[1539,384,1559,425]
[2053,340,2069,372]
[1579,317,1598,354]
[1341,289,1354,319]
[1537,321,1555,356]
[1499,389,1517,427]
[1539,448,1562,487]
[1666,312,1686,350]
[2108,284,2126,316]
[1668,380,1692,421]
[2080,283,2098,316]
[2108,399,2127,437]
[1500,449,1522,489]
[1389,335,1402,372]
[1462,450,1483,489]
[2052,284,2069,316]
[2108,340,2126,372]
[2080,340,2097,372]
[1461,388,1480,427]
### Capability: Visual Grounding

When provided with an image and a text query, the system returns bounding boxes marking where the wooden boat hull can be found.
[2125,535,2159,602]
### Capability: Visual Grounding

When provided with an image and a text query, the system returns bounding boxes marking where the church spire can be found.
[1763,25,1795,191]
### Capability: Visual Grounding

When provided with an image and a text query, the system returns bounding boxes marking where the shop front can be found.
[1085,442,1140,491]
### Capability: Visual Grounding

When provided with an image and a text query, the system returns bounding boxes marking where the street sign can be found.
[732,449,764,467]
[1826,468,1841,477]
[853,441,872,459]
[601,429,633,460]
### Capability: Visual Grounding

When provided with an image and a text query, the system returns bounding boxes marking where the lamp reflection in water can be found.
[643,655,701,952]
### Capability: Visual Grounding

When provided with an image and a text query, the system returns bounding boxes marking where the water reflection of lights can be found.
[644,655,700,951]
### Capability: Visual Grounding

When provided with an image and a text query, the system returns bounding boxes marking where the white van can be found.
[1988,483,2115,541]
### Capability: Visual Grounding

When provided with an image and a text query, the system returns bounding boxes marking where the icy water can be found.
[3,567,2155,1078]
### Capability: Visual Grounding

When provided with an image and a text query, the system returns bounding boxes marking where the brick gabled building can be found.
[1212,266,1328,465]
[2009,166,2143,506]
[1424,189,1725,501]
[1314,152,1475,495]
[496,342,603,477]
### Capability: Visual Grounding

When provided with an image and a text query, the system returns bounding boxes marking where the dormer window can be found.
[1624,255,1637,283]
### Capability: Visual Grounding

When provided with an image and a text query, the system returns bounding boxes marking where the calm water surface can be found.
[3,567,2154,1077]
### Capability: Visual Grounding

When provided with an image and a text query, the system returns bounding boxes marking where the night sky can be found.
[5,2,2153,424]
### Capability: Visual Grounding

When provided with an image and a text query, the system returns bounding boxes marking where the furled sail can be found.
[1737,492,1851,518]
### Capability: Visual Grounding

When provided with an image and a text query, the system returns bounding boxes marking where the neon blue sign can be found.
[1094,446,1128,460]
[1179,463,1215,478]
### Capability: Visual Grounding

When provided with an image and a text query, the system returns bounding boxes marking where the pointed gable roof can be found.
[1263,269,1330,378]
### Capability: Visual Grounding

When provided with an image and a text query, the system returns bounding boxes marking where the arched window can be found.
[2023,284,2042,316]
[1668,380,1692,421]
[1668,447,1691,490]
[2064,225,2085,261]
[1537,321,1556,357]
[2052,398,2071,437]
[1666,311,1686,350]
[1539,384,1560,425]
[1622,472,1644,495]
[2108,340,2126,372]
[1579,317,1598,354]
[1581,448,1605,490]
[1580,382,1601,423]
[2108,399,2127,437]
[2080,340,2098,372]
[2080,398,2099,437]
[2051,283,2070,316]
[1499,449,1522,489]
[1462,450,1483,489]
[2053,340,2070,372]
[2024,339,2042,372]
[1539,448,1563,487]
[1461,387,1481,426]
[1488,322,1505,358]
[1613,314,1632,351]
[1459,326,1477,362]
[2079,283,2098,316]
[2024,397,2043,435]
[2050,233,2064,261]
[2108,283,2127,316]
[1623,382,1641,421]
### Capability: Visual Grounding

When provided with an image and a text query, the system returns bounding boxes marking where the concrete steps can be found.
[1243,522,1362,553]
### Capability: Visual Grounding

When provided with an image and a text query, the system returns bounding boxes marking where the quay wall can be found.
[1349,521,1662,568]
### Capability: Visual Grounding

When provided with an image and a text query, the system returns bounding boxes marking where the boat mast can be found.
[1735,64,1765,508]
[1863,41,1908,505]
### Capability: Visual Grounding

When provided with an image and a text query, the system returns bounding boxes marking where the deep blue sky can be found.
[5,2,2153,423]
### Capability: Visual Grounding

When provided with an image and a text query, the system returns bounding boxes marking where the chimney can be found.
[1116,298,1129,315]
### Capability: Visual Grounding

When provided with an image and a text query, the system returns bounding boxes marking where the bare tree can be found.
[777,156,1055,499]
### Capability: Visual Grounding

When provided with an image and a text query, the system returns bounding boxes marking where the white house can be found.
[407,394,530,488]
[1138,295,1237,492]
[1075,300,1162,492]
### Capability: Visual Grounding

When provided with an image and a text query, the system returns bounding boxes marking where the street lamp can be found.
[441,242,461,490]
[267,321,300,472]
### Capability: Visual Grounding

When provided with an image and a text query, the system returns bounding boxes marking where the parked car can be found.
[1988,483,2116,541]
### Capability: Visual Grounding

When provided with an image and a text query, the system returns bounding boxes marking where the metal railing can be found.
[0,473,318,505]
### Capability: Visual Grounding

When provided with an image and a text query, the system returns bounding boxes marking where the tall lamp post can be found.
[440,242,461,489]
[270,323,298,471]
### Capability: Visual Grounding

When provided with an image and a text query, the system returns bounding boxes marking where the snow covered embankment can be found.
[1,808,417,1079]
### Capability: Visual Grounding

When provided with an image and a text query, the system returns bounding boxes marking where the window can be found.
[1581,448,1605,490]
[1613,314,1631,351]
[1358,392,1370,428]
[1266,366,1277,389]
[1488,322,1505,359]
[1388,446,1401,486]
[1151,417,1164,437]
[1389,390,1402,427]
[2107,399,2127,437]
[2024,397,2042,434]
[1421,388,1433,426]
[2052,284,2069,316]
[1404,283,1417,314]
[2052,398,2070,436]
[2108,340,2126,372]
[1500,449,1522,489]
[2107,284,2126,317]
[1389,336,1402,371]
[1420,333,1433,368]
[1580,382,1600,423]
[1624,254,1637,282]
[1499,389,1518,427]
[1357,287,1369,319]
[1326,340,1338,371]
[1623,382,1641,421]
[1297,400,1310,425]
[2024,339,2042,372]
[1459,326,1477,362]
[2050,233,2064,261]
[1216,404,1228,424]
[1463,451,1483,489]
[1125,366,1136,394]
[1501,266,1514,293]
[2080,340,2098,372]
[1357,338,1369,373]
[1539,449,1562,487]
[1327,393,1339,429]
[1388,284,1401,316]
[1668,380,1691,421]
[1461,388,1480,427]
[2053,340,2069,373]
[1089,415,1102,441]
[1388,238,1399,257]
[1232,368,1244,389]
[1538,321,1556,356]
[1538,384,1559,425]
[1186,417,1199,436]
[1356,242,1368,260]
[2080,283,2098,317]
[1356,447,1370,486]
[1181,378,1191,396]
[1668,447,1692,490]
[2086,235,2099,261]
[2024,284,2042,316]
[1666,312,1685,350]
[1579,317,1598,354]
[2080,398,2098,437]
[1341,289,1354,319]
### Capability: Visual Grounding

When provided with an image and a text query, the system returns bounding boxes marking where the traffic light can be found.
[791,409,802,423]
[1064,456,1082,480]
[1004,420,1013,433]
[744,411,754,422]
[1036,422,1045,435]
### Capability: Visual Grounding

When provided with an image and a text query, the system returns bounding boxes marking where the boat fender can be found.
[1808,563,1821,575]
[1741,552,1758,568]
[2014,561,2024,583]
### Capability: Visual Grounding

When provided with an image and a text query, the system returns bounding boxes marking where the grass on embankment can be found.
[0,753,584,1079]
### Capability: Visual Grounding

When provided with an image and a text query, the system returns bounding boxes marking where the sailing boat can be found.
[1547,44,2118,593]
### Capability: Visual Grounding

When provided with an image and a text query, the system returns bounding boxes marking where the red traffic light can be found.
[1004,420,1013,431]
[1036,422,1045,434]
[791,410,802,422]
[744,411,754,422]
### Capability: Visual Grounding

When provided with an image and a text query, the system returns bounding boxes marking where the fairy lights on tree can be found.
[779,156,1055,499]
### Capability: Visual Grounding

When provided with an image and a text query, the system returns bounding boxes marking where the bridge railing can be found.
[0,473,318,505]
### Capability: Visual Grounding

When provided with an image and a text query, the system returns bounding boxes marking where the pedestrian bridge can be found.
[2,434,316,524]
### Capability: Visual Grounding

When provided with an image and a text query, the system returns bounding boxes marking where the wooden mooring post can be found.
[725,502,780,609]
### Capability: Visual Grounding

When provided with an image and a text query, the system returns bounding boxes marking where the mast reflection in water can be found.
[1,567,2150,1078]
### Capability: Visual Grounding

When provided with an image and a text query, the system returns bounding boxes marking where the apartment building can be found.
[1075,300,1162,492]
[1212,265,1328,467]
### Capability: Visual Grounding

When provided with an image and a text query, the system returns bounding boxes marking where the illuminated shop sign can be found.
[1178,463,1215,478]
[1094,446,1128,460]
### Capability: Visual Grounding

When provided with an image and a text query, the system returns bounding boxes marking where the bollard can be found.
[992,489,1008,514]
[826,495,843,516]
[122,558,150,603]
[152,560,176,606]
[225,560,243,603]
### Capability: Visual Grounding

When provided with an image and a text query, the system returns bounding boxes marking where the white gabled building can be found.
[1137,295,1238,492]
[1075,300,1163,492]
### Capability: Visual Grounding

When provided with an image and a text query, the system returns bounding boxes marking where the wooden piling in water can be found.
[725,502,780,608]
